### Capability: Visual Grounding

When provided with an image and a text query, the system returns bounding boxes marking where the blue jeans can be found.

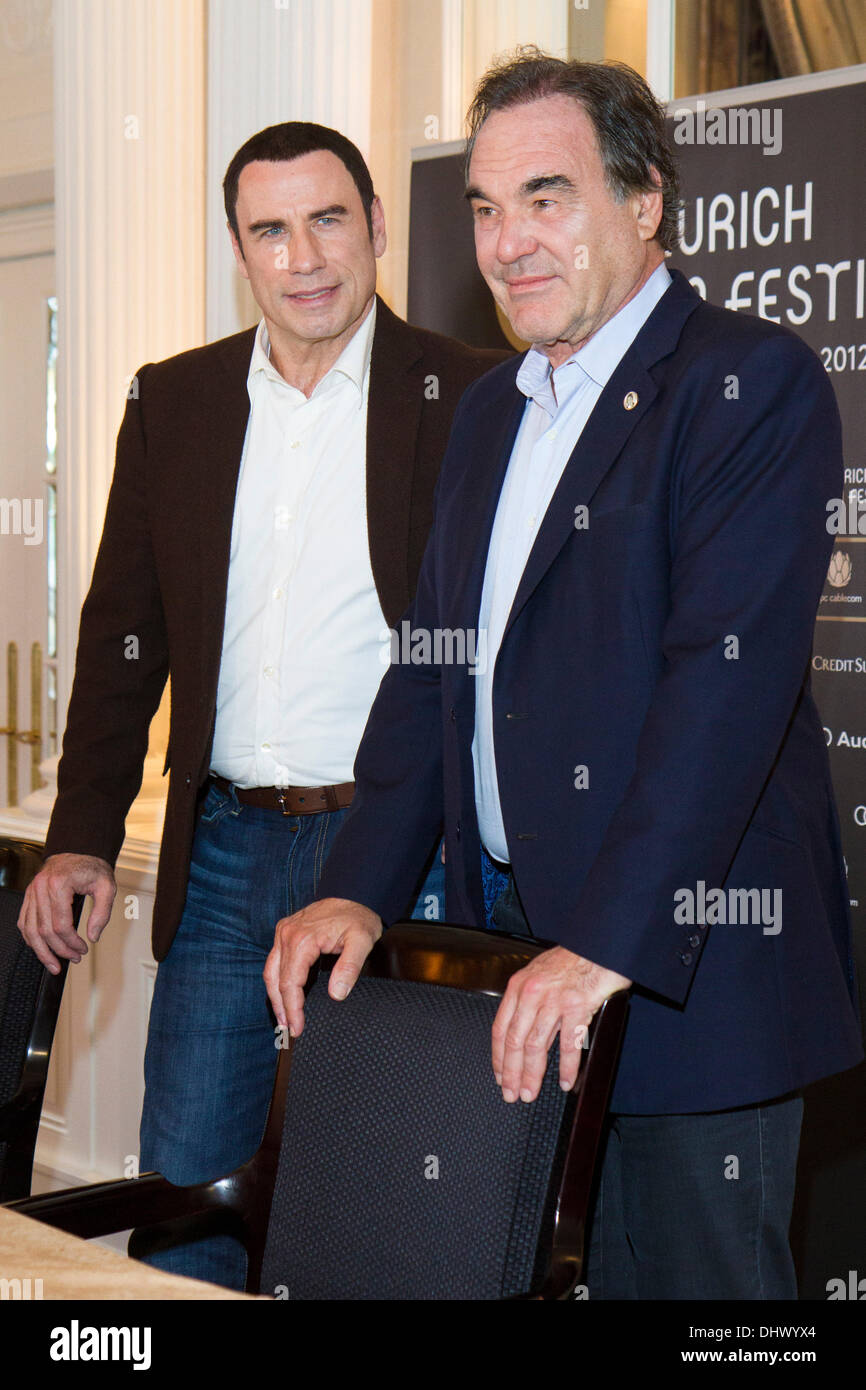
[136,779,444,1290]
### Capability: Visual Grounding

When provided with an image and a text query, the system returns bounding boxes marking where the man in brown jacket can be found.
[18,121,505,1289]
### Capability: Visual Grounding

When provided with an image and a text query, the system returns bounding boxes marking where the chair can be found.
[9,922,629,1299]
[0,836,78,1201]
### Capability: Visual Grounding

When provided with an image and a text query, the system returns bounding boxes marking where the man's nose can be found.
[284,225,326,275]
[491,209,539,264]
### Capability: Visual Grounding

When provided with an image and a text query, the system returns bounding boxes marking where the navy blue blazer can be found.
[317,268,863,1113]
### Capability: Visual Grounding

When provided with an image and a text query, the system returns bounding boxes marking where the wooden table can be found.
[0,1204,261,1299]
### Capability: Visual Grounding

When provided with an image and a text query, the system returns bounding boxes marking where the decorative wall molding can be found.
[0,167,53,214]
[0,195,52,258]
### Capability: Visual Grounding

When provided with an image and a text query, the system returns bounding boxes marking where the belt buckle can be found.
[275,787,292,817]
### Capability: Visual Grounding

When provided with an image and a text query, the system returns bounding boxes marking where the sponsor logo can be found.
[818,538,866,619]
[828,551,852,588]
[812,655,866,673]
[823,727,866,748]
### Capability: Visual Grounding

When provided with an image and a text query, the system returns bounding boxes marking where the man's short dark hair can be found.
[223,121,376,249]
[465,47,681,253]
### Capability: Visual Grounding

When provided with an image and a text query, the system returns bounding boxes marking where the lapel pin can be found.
[623,391,638,410]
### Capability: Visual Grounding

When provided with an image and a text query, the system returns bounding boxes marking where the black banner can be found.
[668,75,866,1300]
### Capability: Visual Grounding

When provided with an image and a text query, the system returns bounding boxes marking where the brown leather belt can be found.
[210,774,354,816]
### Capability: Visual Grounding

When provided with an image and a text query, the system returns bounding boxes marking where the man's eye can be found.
[534,199,555,209]
[474,205,495,218]
[264,227,284,237]
[316,216,338,226]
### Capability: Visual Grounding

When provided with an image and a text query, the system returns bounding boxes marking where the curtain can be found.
[676,0,779,97]
[760,0,866,75]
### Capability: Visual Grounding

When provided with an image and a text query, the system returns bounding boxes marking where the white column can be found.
[646,0,676,101]
[0,0,206,1193]
[461,0,570,112]
[440,0,465,142]
[47,0,205,813]
[207,0,374,341]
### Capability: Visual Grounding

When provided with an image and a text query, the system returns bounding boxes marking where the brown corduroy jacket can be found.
[44,296,508,959]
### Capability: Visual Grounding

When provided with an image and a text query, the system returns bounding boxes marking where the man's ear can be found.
[370,195,387,259]
[228,222,250,279]
[635,165,663,243]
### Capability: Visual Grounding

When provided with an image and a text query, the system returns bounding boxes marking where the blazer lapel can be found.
[365,296,425,626]
[198,327,256,685]
[500,270,702,646]
[450,364,525,632]
[499,353,659,645]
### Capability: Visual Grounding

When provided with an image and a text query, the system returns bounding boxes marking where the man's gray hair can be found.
[465,46,681,253]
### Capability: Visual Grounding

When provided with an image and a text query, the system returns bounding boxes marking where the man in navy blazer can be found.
[265,53,863,1298]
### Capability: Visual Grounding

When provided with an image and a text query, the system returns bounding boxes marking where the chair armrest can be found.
[0,1090,41,1142]
[7,1171,238,1241]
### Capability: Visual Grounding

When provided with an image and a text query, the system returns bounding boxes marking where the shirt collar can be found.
[516,261,672,416]
[247,296,377,402]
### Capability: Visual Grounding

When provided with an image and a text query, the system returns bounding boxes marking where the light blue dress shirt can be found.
[472,261,673,863]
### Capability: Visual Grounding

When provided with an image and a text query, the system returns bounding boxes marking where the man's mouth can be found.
[287,285,339,303]
[503,275,555,294]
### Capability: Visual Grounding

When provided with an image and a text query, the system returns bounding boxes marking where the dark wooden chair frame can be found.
[9,921,629,1298]
[0,836,80,1201]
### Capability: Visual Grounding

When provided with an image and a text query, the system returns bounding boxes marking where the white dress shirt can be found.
[472,263,672,862]
[210,299,387,788]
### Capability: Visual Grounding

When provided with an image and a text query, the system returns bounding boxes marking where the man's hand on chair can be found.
[492,946,631,1103]
[265,898,382,1037]
[17,853,116,975]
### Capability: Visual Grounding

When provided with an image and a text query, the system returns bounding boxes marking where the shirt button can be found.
[688,934,701,948]
[548,427,558,440]
[680,951,693,966]
[264,665,275,678]
[272,587,283,600]
[262,742,271,751]
[290,440,300,450]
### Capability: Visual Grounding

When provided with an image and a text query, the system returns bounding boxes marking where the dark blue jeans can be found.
[136,779,444,1290]
[585,1098,803,1299]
